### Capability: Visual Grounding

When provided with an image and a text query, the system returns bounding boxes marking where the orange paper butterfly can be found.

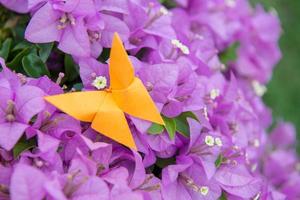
[45,33,164,150]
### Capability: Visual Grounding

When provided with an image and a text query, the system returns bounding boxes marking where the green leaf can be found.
[98,48,111,62]
[218,191,228,200]
[163,116,176,140]
[36,43,53,62]
[219,42,239,65]
[160,0,177,8]
[174,116,190,137]
[7,47,33,71]
[22,53,50,78]
[13,137,36,158]
[148,123,165,135]
[215,154,224,168]
[156,157,176,168]
[180,111,199,121]
[64,54,79,82]
[0,38,12,60]
[72,83,83,91]
[12,41,31,52]
[174,112,199,137]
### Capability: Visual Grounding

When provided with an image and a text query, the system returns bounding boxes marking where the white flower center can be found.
[171,39,190,55]
[210,88,220,100]
[251,81,267,97]
[159,7,169,15]
[205,135,215,147]
[225,0,236,7]
[215,137,223,147]
[92,76,107,90]
[253,139,260,147]
[200,186,209,196]
[202,106,209,120]
[296,162,300,171]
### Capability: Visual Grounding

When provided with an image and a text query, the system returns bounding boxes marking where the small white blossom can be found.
[215,137,223,147]
[203,106,209,120]
[225,0,236,7]
[200,186,209,196]
[251,163,258,172]
[160,7,169,15]
[171,39,190,55]
[210,88,220,100]
[92,76,107,90]
[252,80,267,97]
[253,139,260,147]
[296,162,300,171]
[205,135,215,147]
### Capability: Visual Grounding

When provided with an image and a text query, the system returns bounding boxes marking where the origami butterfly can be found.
[45,33,164,150]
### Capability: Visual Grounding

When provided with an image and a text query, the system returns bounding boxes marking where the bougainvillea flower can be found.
[0,64,45,150]
[25,1,96,57]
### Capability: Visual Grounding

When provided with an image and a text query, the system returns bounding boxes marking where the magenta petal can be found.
[221,179,262,199]
[72,0,96,16]
[43,178,67,200]
[15,85,45,123]
[10,164,46,200]
[0,0,29,13]
[37,132,60,154]
[215,165,253,187]
[0,165,12,185]
[0,122,28,151]
[72,176,109,200]
[99,0,129,14]
[162,181,192,200]
[100,14,130,47]
[58,19,91,57]
[129,151,146,189]
[25,3,61,43]
[27,0,45,10]
[144,15,176,39]
[0,86,12,123]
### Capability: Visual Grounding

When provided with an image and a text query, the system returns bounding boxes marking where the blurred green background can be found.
[251,0,300,151]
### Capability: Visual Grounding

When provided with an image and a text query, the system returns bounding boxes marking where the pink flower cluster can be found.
[0,0,298,200]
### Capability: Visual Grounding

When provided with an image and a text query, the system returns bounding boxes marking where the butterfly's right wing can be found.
[91,94,137,150]
[45,91,106,122]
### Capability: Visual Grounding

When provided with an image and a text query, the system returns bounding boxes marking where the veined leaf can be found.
[174,111,199,137]
[0,38,12,60]
[13,137,36,158]
[64,54,79,82]
[7,47,34,71]
[36,43,53,62]
[22,53,50,78]
[148,123,165,135]
[162,116,176,140]
[219,42,239,65]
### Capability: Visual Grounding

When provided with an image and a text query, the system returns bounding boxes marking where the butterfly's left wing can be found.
[44,91,106,122]
[112,78,164,125]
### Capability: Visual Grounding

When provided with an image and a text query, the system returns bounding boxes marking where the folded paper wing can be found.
[109,33,164,125]
[109,33,135,90]
[44,91,106,122]
[91,94,136,150]
[45,92,137,150]
[112,78,165,125]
